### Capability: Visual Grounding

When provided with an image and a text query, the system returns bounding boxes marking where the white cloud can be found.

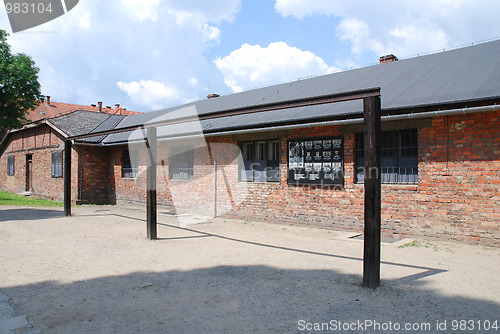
[167,0,242,24]
[215,42,337,93]
[0,0,242,111]
[275,0,500,61]
[117,80,197,110]
[336,17,382,56]
[170,9,221,41]
[389,24,448,57]
[188,77,198,87]
[79,12,91,29]
[203,24,220,41]
[1,0,498,113]
[120,0,160,22]
[172,9,194,25]
[275,0,346,19]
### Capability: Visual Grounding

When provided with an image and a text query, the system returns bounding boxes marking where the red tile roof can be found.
[26,100,141,122]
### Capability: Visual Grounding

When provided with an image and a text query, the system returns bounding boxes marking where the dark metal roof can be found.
[100,39,500,144]
[49,110,122,140]
[84,114,126,143]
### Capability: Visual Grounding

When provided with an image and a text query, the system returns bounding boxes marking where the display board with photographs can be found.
[287,136,344,186]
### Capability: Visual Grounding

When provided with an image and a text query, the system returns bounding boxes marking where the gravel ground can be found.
[0,205,499,333]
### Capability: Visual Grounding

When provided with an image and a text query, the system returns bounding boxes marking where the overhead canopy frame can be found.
[64,87,382,289]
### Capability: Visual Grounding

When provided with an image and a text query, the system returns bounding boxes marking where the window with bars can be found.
[7,156,14,176]
[169,146,194,180]
[121,149,138,178]
[240,140,280,182]
[51,151,63,178]
[355,129,418,184]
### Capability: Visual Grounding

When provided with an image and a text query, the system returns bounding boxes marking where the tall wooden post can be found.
[363,95,381,289]
[64,140,72,216]
[146,127,157,240]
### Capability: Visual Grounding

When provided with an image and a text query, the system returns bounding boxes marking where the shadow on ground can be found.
[0,208,63,222]
[3,266,499,333]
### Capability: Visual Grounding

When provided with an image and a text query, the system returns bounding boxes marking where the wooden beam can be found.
[146,127,157,240]
[64,140,72,216]
[363,95,382,289]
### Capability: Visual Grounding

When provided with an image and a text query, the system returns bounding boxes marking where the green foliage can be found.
[0,190,63,207]
[399,239,438,250]
[0,29,43,135]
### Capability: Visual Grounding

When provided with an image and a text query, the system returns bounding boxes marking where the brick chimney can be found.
[379,54,398,64]
[46,96,51,106]
[97,101,103,112]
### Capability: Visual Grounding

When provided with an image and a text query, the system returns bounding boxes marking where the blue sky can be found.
[1,0,500,112]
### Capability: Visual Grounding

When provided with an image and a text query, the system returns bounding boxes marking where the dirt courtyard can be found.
[0,205,499,333]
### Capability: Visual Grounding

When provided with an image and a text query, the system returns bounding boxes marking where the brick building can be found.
[1,41,499,246]
[0,100,139,202]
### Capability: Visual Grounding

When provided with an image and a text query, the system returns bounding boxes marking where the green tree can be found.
[0,29,43,136]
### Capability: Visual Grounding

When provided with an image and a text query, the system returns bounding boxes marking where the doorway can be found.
[26,154,33,192]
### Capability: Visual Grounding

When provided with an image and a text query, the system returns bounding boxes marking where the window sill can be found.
[239,181,280,184]
[354,183,418,191]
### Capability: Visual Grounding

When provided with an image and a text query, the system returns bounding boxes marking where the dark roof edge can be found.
[99,102,500,146]
[99,95,500,145]
[203,97,500,135]
[383,96,500,115]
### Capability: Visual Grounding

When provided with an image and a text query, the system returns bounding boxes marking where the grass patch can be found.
[399,239,438,250]
[0,190,63,207]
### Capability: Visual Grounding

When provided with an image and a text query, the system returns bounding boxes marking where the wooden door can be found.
[26,154,33,192]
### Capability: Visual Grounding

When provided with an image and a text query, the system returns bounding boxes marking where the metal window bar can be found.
[269,141,280,161]
[170,167,194,180]
[169,146,194,180]
[51,151,63,178]
[122,167,139,178]
[240,140,280,182]
[121,150,138,178]
[7,156,14,176]
[356,129,418,184]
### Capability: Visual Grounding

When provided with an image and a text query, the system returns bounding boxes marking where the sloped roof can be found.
[26,100,141,122]
[85,114,127,144]
[49,110,123,138]
[0,110,124,152]
[100,39,500,144]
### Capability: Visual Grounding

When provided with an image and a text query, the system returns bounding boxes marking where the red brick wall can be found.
[111,144,148,206]
[230,111,499,245]
[77,145,116,204]
[0,125,78,201]
[110,110,499,246]
[2,110,498,246]
[111,138,246,217]
[409,111,500,244]
[226,127,366,232]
